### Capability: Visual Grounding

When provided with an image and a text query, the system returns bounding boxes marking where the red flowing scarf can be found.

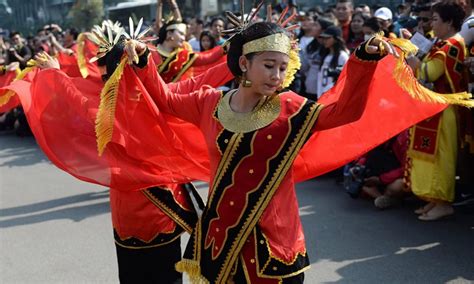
[1,54,449,191]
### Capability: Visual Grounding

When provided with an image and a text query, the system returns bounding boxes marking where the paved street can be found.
[1,134,473,283]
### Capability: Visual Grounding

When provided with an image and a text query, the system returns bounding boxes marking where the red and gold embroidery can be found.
[176,93,322,283]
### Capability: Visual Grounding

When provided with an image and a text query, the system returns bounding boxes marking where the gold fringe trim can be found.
[76,33,89,78]
[0,63,36,107]
[175,259,210,284]
[390,38,474,108]
[95,57,127,156]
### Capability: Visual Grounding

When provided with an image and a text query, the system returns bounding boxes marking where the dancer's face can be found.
[242,51,289,97]
[168,29,186,49]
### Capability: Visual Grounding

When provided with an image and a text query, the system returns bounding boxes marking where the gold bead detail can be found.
[250,259,255,264]
[249,169,254,174]
[224,139,229,143]
[230,201,234,206]
[267,135,272,140]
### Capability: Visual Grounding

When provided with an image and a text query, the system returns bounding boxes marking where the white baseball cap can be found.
[374,7,393,21]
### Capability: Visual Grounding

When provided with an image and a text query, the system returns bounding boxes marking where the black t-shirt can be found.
[8,44,32,69]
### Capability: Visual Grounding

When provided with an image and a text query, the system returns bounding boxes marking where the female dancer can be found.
[125,19,423,282]
[152,20,226,83]
[8,24,233,283]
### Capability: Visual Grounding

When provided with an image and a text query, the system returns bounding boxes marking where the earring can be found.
[241,71,252,87]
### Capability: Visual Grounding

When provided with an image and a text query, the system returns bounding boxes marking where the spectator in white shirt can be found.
[188,17,204,51]
[316,26,350,97]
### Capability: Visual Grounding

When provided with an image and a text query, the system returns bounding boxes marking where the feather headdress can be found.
[88,21,124,63]
[122,17,155,64]
[95,17,155,155]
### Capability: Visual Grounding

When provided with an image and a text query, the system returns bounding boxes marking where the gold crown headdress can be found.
[222,1,301,88]
[160,14,187,35]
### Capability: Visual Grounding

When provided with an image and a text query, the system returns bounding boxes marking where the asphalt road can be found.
[1,134,473,283]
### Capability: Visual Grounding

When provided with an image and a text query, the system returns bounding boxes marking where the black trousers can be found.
[115,237,182,284]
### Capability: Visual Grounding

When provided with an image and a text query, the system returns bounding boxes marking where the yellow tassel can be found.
[281,47,301,89]
[175,259,209,284]
[77,33,89,79]
[95,58,127,156]
[389,38,474,108]
[0,64,35,107]
[389,38,418,57]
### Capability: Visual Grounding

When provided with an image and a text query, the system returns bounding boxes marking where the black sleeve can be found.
[354,40,386,61]
[134,48,150,69]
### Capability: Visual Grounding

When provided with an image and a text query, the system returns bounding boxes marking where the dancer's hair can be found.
[97,36,126,81]
[156,20,183,45]
[226,22,286,77]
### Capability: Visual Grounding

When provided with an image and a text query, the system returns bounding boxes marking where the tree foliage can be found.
[68,0,104,31]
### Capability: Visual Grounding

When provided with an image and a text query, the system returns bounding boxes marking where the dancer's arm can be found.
[192,46,226,67]
[134,48,215,125]
[168,61,234,93]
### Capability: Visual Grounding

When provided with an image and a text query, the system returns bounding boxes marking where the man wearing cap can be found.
[374,7,397,38]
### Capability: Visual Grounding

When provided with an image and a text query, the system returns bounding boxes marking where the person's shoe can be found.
[374,195,399,209]
[418,204,454,221]
[414,203,435,215]
[414,207,427,214]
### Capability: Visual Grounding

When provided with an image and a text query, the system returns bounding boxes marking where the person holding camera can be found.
[7,31,31,70]
[316,25,349,97]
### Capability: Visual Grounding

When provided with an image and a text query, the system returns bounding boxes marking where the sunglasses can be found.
[417,16,430,22]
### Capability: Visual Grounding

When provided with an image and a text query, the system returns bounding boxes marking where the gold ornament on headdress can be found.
[95,17,155,156]
[160,14,187,35]
[221,0,265,44]
[222,1,301,89]
[242,33,291,56]
[122,17,155,64]
[88,21,124,63]
[101,20,123,34]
